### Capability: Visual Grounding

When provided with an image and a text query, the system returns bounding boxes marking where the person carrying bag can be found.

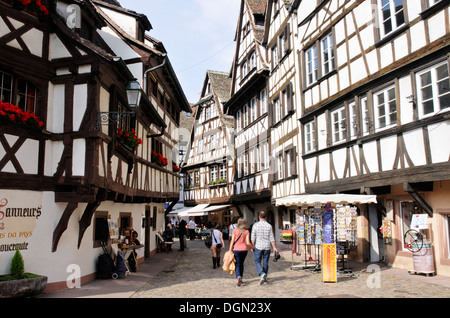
[224,218,254,287]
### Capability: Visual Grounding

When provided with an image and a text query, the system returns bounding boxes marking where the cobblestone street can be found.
[132,239,450,299]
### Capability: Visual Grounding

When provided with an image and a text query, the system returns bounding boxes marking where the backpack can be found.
[96,253,115,279]
[205,234,212,248]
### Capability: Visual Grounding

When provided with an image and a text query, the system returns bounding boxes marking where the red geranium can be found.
[0,100,44,128]
[116,128,143,150]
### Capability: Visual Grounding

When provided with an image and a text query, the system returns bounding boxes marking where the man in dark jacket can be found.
[177,216,187,251]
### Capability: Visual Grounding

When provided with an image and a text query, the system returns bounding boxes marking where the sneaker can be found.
[237,276,242,287]
[260,273,267,285]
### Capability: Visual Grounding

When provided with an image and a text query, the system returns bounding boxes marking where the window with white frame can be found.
[210,165,217,182]
[331,106,347,143]
[274,97,281,123]
[277,153,284,180]
[243,103,248,127]
[262,141,269,170]
[205,106,211,121]
[210,134,216,150]
[321,33,335,76]
[256,145,261,172]
[241,61,248,79]
[249,52,256,70]
[285,150,291,177]
[211,103,217,118]
[237,155,242,178]
[304,120,316,153]
[416,61,450,118]
[349,101,358,139]
[361,96,371,135]
[374,85,397,130]
[236,110,242,131]
[306,46,318,86]
[219,163,227,181]
[272,44,278,69]
[249,147,256,174]
[250,97,257,122]
[244,151,248,176]
[377,0,405,38]
[260,89,267,115]
[198,139,203,154]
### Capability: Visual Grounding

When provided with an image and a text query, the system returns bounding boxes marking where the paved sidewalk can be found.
[38,238,450,298]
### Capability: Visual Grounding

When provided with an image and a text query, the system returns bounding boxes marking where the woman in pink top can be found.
[228,218,254,287]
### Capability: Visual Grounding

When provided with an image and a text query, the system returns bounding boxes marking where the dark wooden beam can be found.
[52,202,78,252]
[77,201,101,249]
[403,182,433,217]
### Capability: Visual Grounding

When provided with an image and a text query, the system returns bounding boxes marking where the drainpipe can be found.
[143,53,167,98]
[144,53,167,139]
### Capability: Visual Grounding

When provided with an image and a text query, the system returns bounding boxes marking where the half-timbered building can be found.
[262,0,302,236]
[182,70,236,224]
[0,0,189,290]
[224,0,277,227]
[296,0,450,275]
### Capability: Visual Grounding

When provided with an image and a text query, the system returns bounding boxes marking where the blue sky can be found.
[120,0,241,104]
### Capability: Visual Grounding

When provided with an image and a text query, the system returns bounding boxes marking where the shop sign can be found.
[0,197,41,253]
[322,243,337,283]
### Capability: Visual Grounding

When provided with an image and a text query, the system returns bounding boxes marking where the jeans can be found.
[253,248,271,277]
[233,250,248,278]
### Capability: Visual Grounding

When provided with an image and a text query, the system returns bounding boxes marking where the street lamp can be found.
[96,78,143,129]
[126,78,142,108]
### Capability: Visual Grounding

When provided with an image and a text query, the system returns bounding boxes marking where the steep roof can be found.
[247,0,267,15]
[206,70,232,104]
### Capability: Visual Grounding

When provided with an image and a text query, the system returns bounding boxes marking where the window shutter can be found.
[284,23,291,53]
[290,147,297,176]
[269,102,274,127]
[286,82,294,113]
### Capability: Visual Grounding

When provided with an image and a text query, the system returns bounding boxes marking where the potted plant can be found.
[0,250,47,298]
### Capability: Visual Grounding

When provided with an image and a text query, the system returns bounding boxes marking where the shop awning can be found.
[202,204,231,212]
[275,194,377,206]
[174,204,231,217]
[177,204,210,216]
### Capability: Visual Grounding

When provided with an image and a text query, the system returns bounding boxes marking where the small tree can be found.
[10,250,24,278]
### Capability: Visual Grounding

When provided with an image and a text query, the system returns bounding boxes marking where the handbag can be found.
[212,230,222,248]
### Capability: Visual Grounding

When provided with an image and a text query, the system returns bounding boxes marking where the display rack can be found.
[290,203,358,277]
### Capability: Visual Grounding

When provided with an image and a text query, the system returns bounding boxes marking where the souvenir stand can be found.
[275,194,377,279]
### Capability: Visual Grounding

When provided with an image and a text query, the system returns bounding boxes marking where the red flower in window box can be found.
[0,101,44,128]
[151,151,168,167]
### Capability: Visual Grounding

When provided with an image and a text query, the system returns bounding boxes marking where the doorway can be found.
[369,204,383,262]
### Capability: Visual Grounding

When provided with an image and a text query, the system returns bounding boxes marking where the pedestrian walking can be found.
[251,211,278,285]
[210,224,225,269]
[177,216,187,251]
[229,218,254,287]
[189,218,196,240]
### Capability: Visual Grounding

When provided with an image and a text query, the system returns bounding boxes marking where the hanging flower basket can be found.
[116,128,143,151]
[173,164,180,172]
